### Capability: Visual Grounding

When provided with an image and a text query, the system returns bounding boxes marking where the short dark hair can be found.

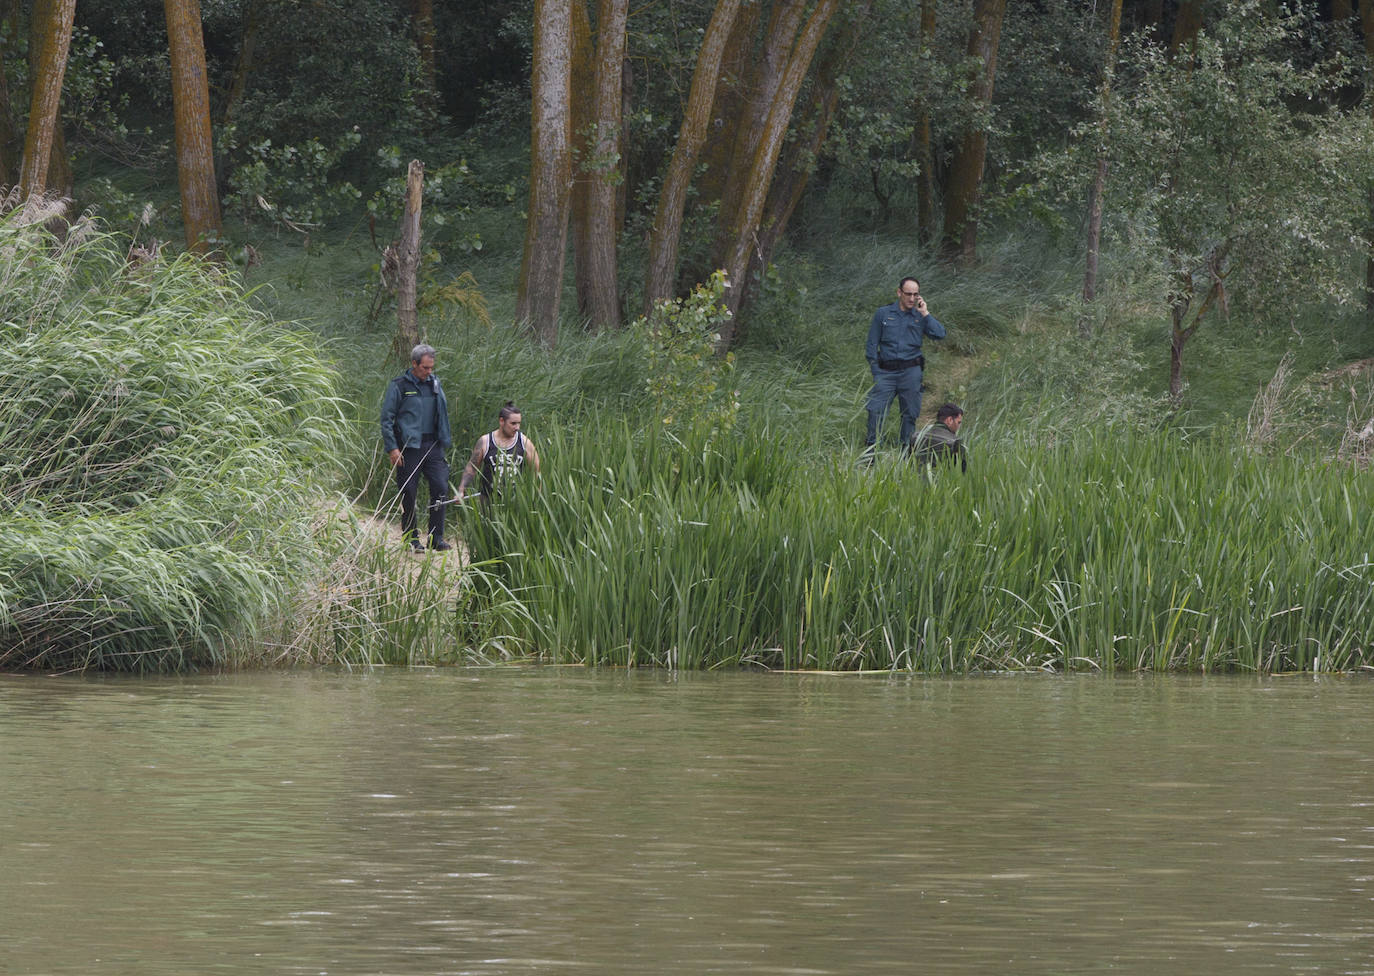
[899,275,920,291]
[498,400,521,420]
[936,402,963,422]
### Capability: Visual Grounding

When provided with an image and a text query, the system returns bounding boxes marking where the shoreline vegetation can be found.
[2,214,1373,675]
[459,425,1374,674]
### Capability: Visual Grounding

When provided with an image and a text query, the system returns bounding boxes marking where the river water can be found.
[3,669,1373,975]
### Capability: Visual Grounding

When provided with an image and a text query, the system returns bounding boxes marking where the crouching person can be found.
[912,403,967,474]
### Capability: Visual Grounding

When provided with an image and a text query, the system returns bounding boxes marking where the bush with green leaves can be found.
[1095,2,1374,394]
[0,213,349,671]
[633,270,740,442]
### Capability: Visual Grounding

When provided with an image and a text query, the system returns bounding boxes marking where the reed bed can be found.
[0,215,350,671]
[252,500,533,668]
[460,423,1374,672]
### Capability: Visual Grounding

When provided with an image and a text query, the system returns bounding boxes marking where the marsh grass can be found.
[0,215,350,671]
[253,497,534,667]
[458,422,1374,673]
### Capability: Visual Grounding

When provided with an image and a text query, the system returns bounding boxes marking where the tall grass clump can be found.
[252,500,533,668]
[459,422,1374,672]
[0,214,350,671]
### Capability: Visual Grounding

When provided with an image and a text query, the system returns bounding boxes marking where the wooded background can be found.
[5,0,1374,395]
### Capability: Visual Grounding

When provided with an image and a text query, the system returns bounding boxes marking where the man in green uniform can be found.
[379,344,453,552]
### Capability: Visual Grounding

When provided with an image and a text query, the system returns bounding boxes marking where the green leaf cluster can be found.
[633,270,740,442]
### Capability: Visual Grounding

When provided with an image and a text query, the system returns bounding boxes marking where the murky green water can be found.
[3,669,1373,975]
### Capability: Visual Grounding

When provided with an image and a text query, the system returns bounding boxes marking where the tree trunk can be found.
[1169,306,1187,401]
[25,0,72,199]
[1138,0,1165,38]
[708,0,807,273]
[693,0,762,218]
[516,0,574,346]
[217,0,263,200]
[46,122,72,197]
[570,0,628,330]
[940,0,1007,266]
[165,0,223,254]
[1082,0,1124,316]
[913,0,938,246]
[643,0,743,310]
[395,159,424,357]
[617,55,632,234]
[717,0,840,340]
[1168,264,1223,401]
[220,0,262,130]
[0,41,17,188]
[1334,0,1353,22]
[570,0,595,322]
[751,1,874,300]
[18,0,75,202]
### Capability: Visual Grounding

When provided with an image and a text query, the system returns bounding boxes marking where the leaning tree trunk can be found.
[516,0,574,346]
[751,0,873,291]
[693,1,762,219]
[717,0,839,340]
[165,0,223,254]
[643,0,743,310]
[940,0,1007,267]
[220,0,261,129]
[18,0,75,203]
[708,0,806,274]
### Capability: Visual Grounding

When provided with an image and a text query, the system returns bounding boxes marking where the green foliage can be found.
[634,270,740,441]
[366,152,487,255]
[71,1,171,110]
[991,0,1109,174]
[222,129,365,228]
[968,312,1165,437]
[1104,2,1374,317]
[0,214,349,671]
[217,0,430,226]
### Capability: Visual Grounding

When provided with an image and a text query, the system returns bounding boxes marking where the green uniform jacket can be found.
[380,369,452,452]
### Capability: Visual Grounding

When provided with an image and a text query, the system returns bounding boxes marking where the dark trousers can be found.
[865,365,923,446]
[396,442,450,544]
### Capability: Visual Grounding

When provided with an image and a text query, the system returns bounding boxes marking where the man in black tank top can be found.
[457,401,542,502]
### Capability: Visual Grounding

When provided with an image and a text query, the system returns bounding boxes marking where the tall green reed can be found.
[458,422,1374,672]
[0,215,350,670]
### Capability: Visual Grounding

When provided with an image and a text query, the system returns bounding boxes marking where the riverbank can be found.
[5,208,1374,674]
